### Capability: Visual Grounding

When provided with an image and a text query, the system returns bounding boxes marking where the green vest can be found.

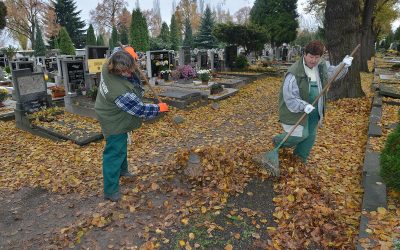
[95,64,143,138]
[278,57,328,126]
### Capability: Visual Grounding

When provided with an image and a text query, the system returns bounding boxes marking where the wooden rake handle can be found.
[277,44,361,147]
[118,42,163,103]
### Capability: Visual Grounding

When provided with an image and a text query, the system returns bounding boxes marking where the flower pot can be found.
[202,80,209,85]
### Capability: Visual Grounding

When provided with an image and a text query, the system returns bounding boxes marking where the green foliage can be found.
[86,24,97,46]
[150,37,171,50]
[54,0,86,48]
[380,124,400,191]
[250,0,298,45]
[34,25,46,56]
[58,27,76,55]
[159,22,170,44]
[4,66,10,74]
[130,8,150,52]
[210,83,223,95]
[109,26,119,50]
[170,14,180,51]
[0,1,7,30]
[213,23,267,55]
[183,18,193,48]
[97,34,105,46]
[194,6,217,49]
[120,26,129,45]
[1,46,17,60]
[234,55,249,69]
[294,29,317,47]
[87,85,98,101]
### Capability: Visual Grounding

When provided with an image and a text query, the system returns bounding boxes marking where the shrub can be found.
[0,86,8,102]
[391,63,400,70]
[197,69,211,82]
[4,66,10,74]
[234,55,248,69]
[177,65,196,80]
[380,123,400,191]
[210,83,223,95]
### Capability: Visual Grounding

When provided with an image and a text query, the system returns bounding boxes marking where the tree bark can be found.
[325,0,365,100]
[359,0,378,72]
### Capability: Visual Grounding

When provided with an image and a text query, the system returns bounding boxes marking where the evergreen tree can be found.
[250,0,298,45]
[170,14,180,51]
[86,24,96,46]
[58,27,76,55]
[194,5,216,49]
[0,2,7,30]
[54,0,86,48]
[109,26,119,50]
[34,24,46,56]
[159,22,170,44]
[120,26,129,45]
[183,18,193,48]
[97,34,105,46]
[130,8,149,52]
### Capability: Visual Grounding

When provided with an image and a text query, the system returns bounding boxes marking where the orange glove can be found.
[158,102,169,112]
[124,46,139,60]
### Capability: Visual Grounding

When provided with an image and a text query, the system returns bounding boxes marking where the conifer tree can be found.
[120,26,129,45]
[0,2,7,30]
[109,26,119,50]
[58,27,76,55]
[86,24,96,46]
[170,14,180,51]
[183,18,193,48]
[97,34,105,46]
[194,5,216,49]
[159,22,170,44]
[34,24,47,56]
[130,8,149,51]
[54,0,86,48]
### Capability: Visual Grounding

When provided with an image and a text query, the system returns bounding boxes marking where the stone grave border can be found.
[356,89,391,249]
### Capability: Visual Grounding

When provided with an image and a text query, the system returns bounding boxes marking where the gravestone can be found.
[86,46,108,74]
[12,69,51,130]
[179,46,191,66]
[199,51,208,69]
[10,60,34,72]
[62,59,85,95]
[44,57,58,72]
[146,50,173,78]
[225,46,237,69]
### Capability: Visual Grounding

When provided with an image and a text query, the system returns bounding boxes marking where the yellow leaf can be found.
[201,206,207,214]
[267,227,276,231]
[181,218,189,225]
[365,228,373,234]
[224,244,233,250]
[287,194,295,202]
[377,207,387,215]
[179,240,186,247]
[129,206,136,213]
[189,232,195,240]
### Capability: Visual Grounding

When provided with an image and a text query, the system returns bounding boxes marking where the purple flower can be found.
[177,65,196,80]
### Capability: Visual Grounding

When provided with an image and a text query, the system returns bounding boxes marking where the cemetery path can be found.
[1,71,393,249]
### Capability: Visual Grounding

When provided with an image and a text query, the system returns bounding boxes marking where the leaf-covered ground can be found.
[1,67,399,249]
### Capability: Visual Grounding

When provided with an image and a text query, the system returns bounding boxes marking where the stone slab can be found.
[379,74,395,80]
[32,120,103,146]
[368,122,382,137]
[207,88,238,101]
[362,151,380,175]
[372,95,382,107]
[380,84,400,99]
[0,99,16,121]
[158,87,203,100]
[361,173,387,211]
[369,106,382,123]
[356,214,377,250]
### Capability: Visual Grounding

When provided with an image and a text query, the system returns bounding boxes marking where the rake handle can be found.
[118,42,163,103]
[276,44,361,148]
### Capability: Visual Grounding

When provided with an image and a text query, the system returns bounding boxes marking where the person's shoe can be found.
[120,171,134,178]
[104,192,121,202]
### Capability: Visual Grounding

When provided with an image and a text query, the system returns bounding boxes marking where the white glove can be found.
[342,55,353,68]
[304,104,315,114]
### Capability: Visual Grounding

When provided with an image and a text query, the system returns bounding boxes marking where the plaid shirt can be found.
[114,75,160,119]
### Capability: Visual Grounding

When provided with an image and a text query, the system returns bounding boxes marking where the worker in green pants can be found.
[95,48,169,201]
[273,40,353,163]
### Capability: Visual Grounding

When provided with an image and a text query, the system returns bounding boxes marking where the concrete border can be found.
[356,91,388,249]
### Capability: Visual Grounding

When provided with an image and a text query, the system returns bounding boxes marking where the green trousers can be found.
[274,84,320,163]
[102,133,128,196]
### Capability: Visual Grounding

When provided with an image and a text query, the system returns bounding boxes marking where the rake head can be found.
[252,149,280,177]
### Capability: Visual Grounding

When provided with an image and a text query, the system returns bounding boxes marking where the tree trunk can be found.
[360,0,378,72]
[325,0,365,100]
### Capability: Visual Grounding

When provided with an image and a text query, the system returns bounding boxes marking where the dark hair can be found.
[107,50,136,75]
[304,40,325,56]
